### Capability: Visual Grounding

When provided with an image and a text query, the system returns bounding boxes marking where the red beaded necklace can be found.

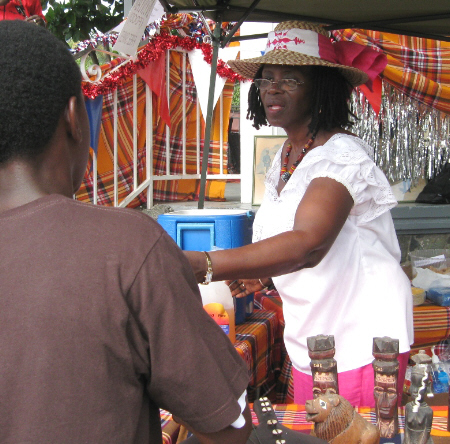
[280,135,316,183]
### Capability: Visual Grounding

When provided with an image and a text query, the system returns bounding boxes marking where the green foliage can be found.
[43,0,124,45]
[231,81,240,111]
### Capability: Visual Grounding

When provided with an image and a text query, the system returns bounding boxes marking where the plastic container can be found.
[410,249,450,306]
[234,293,254,324]
[431,346,449,394]
[198,281,236,343]
[157,209,254,251]
[411,286,426,306]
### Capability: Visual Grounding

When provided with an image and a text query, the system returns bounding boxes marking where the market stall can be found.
[160,0,450,206]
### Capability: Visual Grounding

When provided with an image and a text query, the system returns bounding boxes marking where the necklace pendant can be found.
[281,171,291,183]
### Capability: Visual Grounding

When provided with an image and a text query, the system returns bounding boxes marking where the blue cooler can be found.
[158,209,255,323]
[157,209,254,251]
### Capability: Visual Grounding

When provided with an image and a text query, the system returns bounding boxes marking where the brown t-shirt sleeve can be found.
[126,230,249,434]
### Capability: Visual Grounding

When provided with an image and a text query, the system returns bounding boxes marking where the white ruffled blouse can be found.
[253,134,414,374]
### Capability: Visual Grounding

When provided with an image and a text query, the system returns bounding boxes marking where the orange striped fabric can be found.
[333,29,450,114]
[411,301,450,353]
[160,404,450,440]
[250,404,450,437]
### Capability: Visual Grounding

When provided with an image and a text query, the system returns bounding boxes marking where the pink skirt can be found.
[292,351,409,407]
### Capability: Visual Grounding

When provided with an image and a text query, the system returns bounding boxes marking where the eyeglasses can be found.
[253,78,305,91]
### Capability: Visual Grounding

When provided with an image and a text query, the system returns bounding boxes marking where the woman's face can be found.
[259,64,313,131]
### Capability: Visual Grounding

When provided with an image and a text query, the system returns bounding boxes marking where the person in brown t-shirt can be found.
[0,20,251,444]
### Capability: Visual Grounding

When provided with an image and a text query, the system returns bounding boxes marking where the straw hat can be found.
[228,21,375,87]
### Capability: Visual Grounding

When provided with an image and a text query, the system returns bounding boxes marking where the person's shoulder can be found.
[57,195,166,239]
[305,133,374,168]
[324,133,374,158]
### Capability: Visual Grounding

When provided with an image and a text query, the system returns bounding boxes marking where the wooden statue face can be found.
[373,373,397,418]
[312,371,338,398]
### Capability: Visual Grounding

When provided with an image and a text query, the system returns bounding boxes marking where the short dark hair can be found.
[247,65,357,133]
[0,20,82,164]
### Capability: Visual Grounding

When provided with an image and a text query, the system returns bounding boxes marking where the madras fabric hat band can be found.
[227,20,388,89]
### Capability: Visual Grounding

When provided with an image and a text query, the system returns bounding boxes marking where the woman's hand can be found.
[226,279,269,298]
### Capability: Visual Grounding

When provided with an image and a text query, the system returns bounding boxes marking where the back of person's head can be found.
[0,20,82,164]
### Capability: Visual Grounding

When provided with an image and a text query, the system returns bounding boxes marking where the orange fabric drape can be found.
[334,29,450,114]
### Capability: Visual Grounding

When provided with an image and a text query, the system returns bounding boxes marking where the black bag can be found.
[415,163,450,204]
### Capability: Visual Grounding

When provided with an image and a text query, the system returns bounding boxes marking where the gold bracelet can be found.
[259,278,269,291]
[201,251,213,285]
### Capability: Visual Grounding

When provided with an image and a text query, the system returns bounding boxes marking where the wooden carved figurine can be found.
[307,335,338,398]
[404,364,434,444]
[372,336,399,438]
[305,390,380,444]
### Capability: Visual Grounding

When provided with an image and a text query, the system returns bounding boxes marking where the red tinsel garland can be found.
[82,32,246,99]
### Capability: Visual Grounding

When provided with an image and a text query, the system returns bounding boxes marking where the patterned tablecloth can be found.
[160,409,181,444]
[411,300,450,352]
[160,404,450,443]
[251,404,450,442]
[234,309,283,401]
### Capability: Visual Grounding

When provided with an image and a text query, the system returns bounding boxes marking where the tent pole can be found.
[198,19,222,209]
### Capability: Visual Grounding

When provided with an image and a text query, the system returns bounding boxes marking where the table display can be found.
[160,403,450,443]
[254,290,450,403]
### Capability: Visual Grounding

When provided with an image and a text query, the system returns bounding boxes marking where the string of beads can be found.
[280,134,316,183]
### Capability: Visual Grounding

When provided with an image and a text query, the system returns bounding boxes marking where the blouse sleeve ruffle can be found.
[299,135,397,224]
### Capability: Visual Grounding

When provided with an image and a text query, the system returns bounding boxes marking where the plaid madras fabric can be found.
[160,404,449,441]
[160,409,180,443]
[77,51,234,207]
[234,309,280,402]
[77,73,148,207]
[254,291,294,403]
[411,301,450,353]
[333,29,450,114]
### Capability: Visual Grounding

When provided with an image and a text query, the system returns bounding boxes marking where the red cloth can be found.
[137,52,171,129]
[0,0,45,21]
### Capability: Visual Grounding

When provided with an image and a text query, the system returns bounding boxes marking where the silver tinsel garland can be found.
[350,81,450,186]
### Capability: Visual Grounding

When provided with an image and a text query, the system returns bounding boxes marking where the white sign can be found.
[113,0,160,56]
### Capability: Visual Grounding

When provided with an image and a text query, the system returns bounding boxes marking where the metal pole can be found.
[198,19,222,209]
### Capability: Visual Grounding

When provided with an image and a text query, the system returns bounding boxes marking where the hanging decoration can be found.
[81,30,245,100]
[71,31,118,56]
[351,81,450,186]
[334,27,450,185]
[79,12,244,98]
